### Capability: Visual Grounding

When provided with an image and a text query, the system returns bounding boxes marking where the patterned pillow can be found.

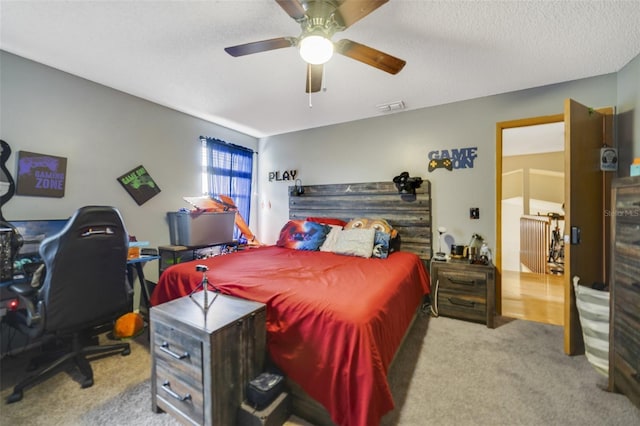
[372,231,391,259]
[344,217,398,238]
[276,220,331,251]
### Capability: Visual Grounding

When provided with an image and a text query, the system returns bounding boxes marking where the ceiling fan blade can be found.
[335,39,406,74]
[224,37,295,57]
[305,64,323,93]
[335,0,389,28]
[275,0,307,21]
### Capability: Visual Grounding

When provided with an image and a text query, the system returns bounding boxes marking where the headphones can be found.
[291,179,305,196]
[393,172,422,195]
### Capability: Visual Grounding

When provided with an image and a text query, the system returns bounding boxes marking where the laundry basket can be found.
[573,276,610,376]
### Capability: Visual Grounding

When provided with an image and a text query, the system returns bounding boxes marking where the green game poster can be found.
[117,165,161,205]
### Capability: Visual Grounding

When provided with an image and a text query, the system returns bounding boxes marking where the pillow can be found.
[320,225,342,252]
[372,230,391,259]
[276,220,331,251]
[332,228,376,258]
[344,217,398,238]
[306,217,348,227]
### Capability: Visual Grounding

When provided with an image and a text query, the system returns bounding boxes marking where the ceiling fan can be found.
[224,0,406,93]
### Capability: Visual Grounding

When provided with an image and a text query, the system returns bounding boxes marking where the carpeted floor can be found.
[1,314,638,425]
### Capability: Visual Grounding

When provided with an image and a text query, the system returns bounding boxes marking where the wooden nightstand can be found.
[150,292,266,425]
[431,260,496,328]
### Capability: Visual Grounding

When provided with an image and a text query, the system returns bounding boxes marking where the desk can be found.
[158,242,238,276]
[127,255,160,318]
[2,259,160,320]
[2,261,154,357]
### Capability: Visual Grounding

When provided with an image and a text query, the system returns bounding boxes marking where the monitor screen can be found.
[10,219,69,259]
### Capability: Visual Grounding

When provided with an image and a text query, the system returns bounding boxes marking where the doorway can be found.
[496,115,565,326]
[497,102,612,354]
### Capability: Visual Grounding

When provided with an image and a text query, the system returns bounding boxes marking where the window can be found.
[201,137,254,240]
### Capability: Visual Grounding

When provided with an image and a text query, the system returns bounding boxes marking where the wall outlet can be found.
[470,207,480,219]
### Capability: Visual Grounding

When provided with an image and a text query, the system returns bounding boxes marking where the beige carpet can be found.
[0,332,176,425]
[1,314,639,425]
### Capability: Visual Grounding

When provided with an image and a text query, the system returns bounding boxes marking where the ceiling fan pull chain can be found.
[308,66,313,108]
[322,65,327,92]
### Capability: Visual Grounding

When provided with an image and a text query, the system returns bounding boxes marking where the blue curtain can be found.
[201,136,254,240]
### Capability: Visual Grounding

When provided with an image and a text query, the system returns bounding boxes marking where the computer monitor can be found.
[10,219,69,260]
[1,219,69,315]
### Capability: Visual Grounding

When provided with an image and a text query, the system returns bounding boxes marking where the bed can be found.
[151,181,432,426]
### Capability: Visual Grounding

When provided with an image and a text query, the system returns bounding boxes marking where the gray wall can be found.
[258,74,622,249]
[1,51,258,282]
[2,49,639,277]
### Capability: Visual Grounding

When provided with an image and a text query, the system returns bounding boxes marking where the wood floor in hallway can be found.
[501,270,564,326]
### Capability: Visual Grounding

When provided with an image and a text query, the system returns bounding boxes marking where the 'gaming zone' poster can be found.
[16,151,67,198]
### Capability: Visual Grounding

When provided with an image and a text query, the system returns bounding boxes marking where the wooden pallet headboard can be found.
[288,181,432,262]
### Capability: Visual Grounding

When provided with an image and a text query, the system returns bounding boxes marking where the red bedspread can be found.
[151,246,430,426]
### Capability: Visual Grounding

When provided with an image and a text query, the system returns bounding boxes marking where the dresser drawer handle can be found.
[449,297,475,308]
[160,341,190,360]
[448,277,476,286]
[162,380,192,401]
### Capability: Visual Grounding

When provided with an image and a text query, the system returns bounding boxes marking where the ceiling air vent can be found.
[376,101,405,113]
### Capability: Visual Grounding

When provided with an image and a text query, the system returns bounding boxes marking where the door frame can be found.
[495,113,564,315]
[496,106,613,355]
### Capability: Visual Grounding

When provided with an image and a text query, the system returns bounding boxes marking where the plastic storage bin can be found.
[167,211,235,246]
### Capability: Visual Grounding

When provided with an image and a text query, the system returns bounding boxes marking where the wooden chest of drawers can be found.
[431,260,495,328]
[610,176,640,409]
[150,291,266,425]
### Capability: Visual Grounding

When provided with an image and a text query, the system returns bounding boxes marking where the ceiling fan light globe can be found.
[299,35,334,65]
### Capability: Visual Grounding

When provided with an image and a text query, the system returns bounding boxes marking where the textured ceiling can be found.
[2,0,640,138]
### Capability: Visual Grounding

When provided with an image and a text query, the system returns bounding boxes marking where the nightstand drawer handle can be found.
[448,277,476,286]
[162,380,192,401]
[160,341,190,360]
[449,297,475,308]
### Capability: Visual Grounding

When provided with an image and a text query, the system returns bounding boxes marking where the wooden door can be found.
[563,99,613,355]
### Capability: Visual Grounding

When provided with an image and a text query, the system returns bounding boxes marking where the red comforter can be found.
[151,246,430,426]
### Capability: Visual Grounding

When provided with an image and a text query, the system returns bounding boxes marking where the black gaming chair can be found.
[5,206,133,403]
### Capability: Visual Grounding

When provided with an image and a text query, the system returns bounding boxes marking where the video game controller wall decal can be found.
[427,147,478,172]
[428,158,453,172]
